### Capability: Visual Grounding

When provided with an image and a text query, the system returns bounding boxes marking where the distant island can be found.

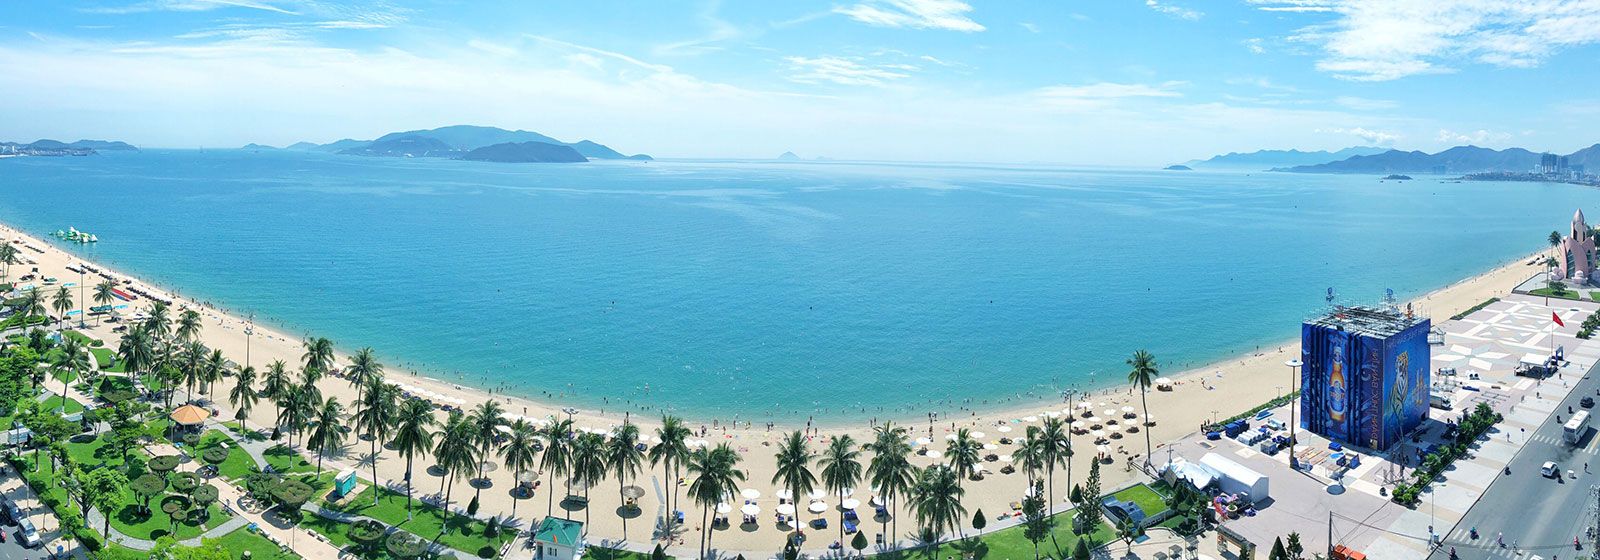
[0,139,138,157]
[777,151,801,161]
[1183,146,1386,169]
[1164,164,1192,171]
[281,125,651,163]
[241,143,277,150]
[460,141,587,163]
[1382,174,1412,180]
[1275,143,1600,175]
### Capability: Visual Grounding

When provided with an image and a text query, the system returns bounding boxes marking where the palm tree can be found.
[346,347,381,422]
[606,421,644,540]
[175,309,202,342]
[50,285,72,332]
[356,378,398,505]
[116,324,154,377]
[865,422,915,552]
[570,432,609,531]
[177,341,206,403]
[772,430,818,529]
[1014,427,1047,489]
[944,429,981,490]
[203,348,227,403]
[16,287,43,324]
[540,418,574,518]
[434,412,480,529]
[687,443,744,560]
[467,401,506,504]
[907,465,965,548]
[500,419,541,523]
[649,415,691,529]
[281,385,317,448]
[91,281,115,326]
[392,398,437,517]
[1551,230,1564,264]
[261,360,290,437]
[144,301,171,341]
[1126,349,1159,465]
[306,397,347,475]
[0,243,17,284]
[52,337,90,411]
[298,365,323,407]
[302,336,335,376]
[229,365,258,423]
[1040,416,1069,511]
[820,434,863,547]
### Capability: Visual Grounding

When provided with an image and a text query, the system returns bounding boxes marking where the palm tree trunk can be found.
[371,439,382,506]
[1140,388,1152,466]
[474,443,487,502]
[619,477,628,540]
[511,469,522,522]
[405,454,415,514]
[438,478,455,543]
[547,469,556,518]
[700,505,710,560]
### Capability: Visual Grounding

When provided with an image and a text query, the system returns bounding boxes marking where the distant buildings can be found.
[1556,209,1597,285]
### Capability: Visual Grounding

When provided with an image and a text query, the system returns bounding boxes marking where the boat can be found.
[50,227,99,243]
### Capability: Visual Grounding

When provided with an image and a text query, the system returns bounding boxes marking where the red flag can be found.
[1554,311,1566,327]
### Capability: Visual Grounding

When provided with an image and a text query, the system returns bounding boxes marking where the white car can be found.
[1542,461,1559,478]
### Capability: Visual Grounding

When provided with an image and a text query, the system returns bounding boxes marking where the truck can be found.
[1564,410,1590,445]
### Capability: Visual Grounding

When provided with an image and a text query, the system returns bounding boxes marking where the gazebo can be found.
[170,404,211,429]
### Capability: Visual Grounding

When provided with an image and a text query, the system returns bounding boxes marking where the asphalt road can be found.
[0,525,49,560]
[1432,365,1600,560]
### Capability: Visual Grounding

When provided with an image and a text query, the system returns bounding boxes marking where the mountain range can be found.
[283,125,651,162]
[1182,146,1387,169]
[1277,144,1600,174]
[0,139,138,156]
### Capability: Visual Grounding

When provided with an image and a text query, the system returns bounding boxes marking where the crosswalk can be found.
[1522,433,1600,455]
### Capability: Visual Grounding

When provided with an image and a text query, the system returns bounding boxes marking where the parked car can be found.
[1583,396,1594,408]
[0,496,19,526]
[16,518,40,548]
[1543,461,1560,478]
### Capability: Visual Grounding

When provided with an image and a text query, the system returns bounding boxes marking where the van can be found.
[1429,393,1452,411]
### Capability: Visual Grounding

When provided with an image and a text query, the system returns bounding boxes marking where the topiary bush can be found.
[201,446,230,465]
[349,519,387,548]
[171,471,200,494]
[385,531,428,559]
[180,431,201,446]
[149,455,181,474]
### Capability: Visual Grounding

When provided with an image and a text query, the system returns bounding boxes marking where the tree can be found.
[87,467,130,539]
[434,411,479,530]
[1021,481,1051,560]
[202,348,226,403]
[851,530,869,557]
[972,509,986,536]
[1075,461,1102,535]
[649,415,691,530]
[1270,537,1289,560]
[92,280,116,326]
[864,421,915,552]
[821,434,863,546]
[571,432,608,530]
[176,308,202,342]
[179,341,207,403]
[1551,230,1564,271]
[605,420,644,539]
[772,430,818,529]
[1126,349,1159,465]
[907,465,965,547]
[51,336,90,411]
[116,324,154,382]
[540,418,574,518]
[260,360,290,438]
[467,400,506,504]
[502,419,541,523]
[301,336,335,377]
[688,443,744,560]
[229,365,258,423]
[357,379,398,505]
[944,428,981,492]
[1287,532,1305,560]
[1072,538,1091,560]
[306,396,347,474]
[1117,517,1141,555]
[651,544,667,560]
[57,508,85,558]
[391,398,437,518]
[0,243,17,284]
[50,285,72,332]
[346,347,381,424]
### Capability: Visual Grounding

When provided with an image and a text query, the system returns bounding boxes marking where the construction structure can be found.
[1300,304,1431,450]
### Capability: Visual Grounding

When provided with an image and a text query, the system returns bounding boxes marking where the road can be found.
[1432,364,1600,560]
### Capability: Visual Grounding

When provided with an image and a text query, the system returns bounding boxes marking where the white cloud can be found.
[1030,81,1184,111]
[835,0,985,32]
[1255,0,1600,81]
[785,56,914,86]
[1243,38,1266,54]
[81,0,296,15]
[1019,22,1041,33]
[1333,96,1397,110]
[1321,127,1401,144]
[1146,0,1203,21]
[1435,128,1512,144]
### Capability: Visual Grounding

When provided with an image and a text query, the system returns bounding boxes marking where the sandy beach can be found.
[0,220,1545,556]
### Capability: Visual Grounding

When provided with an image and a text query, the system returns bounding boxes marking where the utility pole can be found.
[1327,511,1335,559]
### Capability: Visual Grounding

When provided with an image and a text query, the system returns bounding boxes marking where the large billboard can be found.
[1300,316,1430,450]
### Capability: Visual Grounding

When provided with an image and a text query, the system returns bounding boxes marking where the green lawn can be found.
[64,330,102,347]
[41,394,85,415]
[318,478,516,557]
[264,444,316,474]
[874,508,1115,560]
[1110,483,1168,518]
[198,430,259,480]
[586,546,667,560]
[65,431,128,470]
[90,347,116,369]
[109,501,230,541]
[211,526,302,559]
[1530,287,1583,300]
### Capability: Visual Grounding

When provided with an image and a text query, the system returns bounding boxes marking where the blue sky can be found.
[4,0,1600,164]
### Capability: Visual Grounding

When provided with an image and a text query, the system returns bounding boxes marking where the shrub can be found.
[467,495,480,516]
[201,447,230,465]
[348,519,386,547]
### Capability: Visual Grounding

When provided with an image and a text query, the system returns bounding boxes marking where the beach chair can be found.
[844,519,858,534]
[812,518,828,530]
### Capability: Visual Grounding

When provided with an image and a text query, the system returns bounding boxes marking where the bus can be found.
[1564,410,1590,445]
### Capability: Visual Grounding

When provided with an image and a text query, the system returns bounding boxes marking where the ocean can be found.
[0,150,1586,422]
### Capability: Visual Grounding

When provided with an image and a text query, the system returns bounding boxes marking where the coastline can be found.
[0,219,1547,554]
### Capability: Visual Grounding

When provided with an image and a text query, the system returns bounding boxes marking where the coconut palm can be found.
[261,360,290,436]
[865,422,916,552]
[346,347,381,421]
[570,432,608,532]
[650,415,692,529]
[772,430,818,529]
[144,301,171,341]
[91,281,115,326]
[392,398,437,517]
[606,421,645,539]
[434,412,480,529]
[687,443,744,560]
[500,419,541,522]
[540,418,574,518]
[50,285,71,332]
[306,397,347,475]
[356,378,398,505]
[175,309,202,342]
[15,287,43,325]
[466,400,506,505]
[1040,416,1069,511]
[177,341,206,403]
[821,434,863,547]
[301,336,335,376]
[229,365,258,423]
[907,465,965,547]
[298,364,323,406]
[1014,426,1047,489]
[280,384,318,448]
[944,428,981,489]
[51,337,90,411]
[116,324,154,377]
[0,243,17,284]
[1126,349,1159,465]
[203,348,227,403]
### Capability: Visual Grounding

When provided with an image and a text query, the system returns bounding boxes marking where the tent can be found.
[1199,453,1269,503]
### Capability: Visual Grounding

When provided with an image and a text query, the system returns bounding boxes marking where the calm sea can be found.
[0,150,1584,423]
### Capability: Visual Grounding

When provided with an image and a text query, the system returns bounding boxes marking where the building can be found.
[530,517,584,560]
[1300,305,1430,450]
[1556,209,1596,284]
[1542,152,1560,173]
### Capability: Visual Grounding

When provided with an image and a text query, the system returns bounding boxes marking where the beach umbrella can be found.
[1046,411,1061,418]
[870,495,884,507]
[926,450,943,459]
[1075,402,1093,410]
[740,504,760,516]
[776,489,794,500]
[1097,445,1111,454]
[1086,416,1102,424]
[1023,416,1038,423]
[1155,377,1173,386]
[716,503,733,514]
[808,489,828,500]
[1121,406,1136,415]
[972,464,986,473]
[741,488,761,500]
[622,485,646,499]
[945,433,958,441]
[914,437,932,446]
[1070,421,1086,429]
[982,443,998,450]
[842,498,861,510]
[807,501,827,514]
[971,431,986,439]
[1103,409,1117,418]
[1090,430,1106,439]
[997,425,1012,433]
[776,504,796,515]
[836,487,854,497]
[998,454,1014,463]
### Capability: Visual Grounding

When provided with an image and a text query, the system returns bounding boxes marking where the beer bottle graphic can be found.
[1328,343,1347,423]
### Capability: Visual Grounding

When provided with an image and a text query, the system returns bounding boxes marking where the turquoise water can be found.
[0,150,1587,423]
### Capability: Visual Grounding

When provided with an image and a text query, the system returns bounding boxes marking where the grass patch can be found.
[319,479,516,557]
[586,547,666,560]
[264,444,316,474]
[90,347,116,369]
[211,526,302,560]
[64,330,103,347]
[1451,297,1500,320]
[65,431,128,470]
[876,507,1115,560]
[199,430,259,480]
[109,500,230,541]
[1110,483,1168,518]
[41,394,86,415]
[1530,287,1582,300]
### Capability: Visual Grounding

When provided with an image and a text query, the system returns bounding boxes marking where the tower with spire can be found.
[1557,209,1596,285]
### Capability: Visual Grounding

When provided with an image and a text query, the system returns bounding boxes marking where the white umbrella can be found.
[1046,411,1061,418]
[741,504,760,516]
[837,487,855,497]
[776,489,794,500]
[997,426,1013,433]
[1121,406,1136,415]
[945,433,958,441]
[1090,430,1106,439]
[1155,377,1173,386]
[1075,402,1093,410]
[972,464,986,473]
[1070,421,1086,429]
[776,504,796,515]
[1096,445,1111,453]
[971,431,986,439]
[1086,416,1102,424]
[808,502,828,514]
[1023,416,1038,423]
[870,495,884,507]
[926,450,944,459]
[716,503,732,514]
[808,489,828,500]
[741,488,761,500]
[998,454,1014,463]
[914,437,932,446]
[982,443,998,450]
[1103,409,1117,418]
[841,498,861,510]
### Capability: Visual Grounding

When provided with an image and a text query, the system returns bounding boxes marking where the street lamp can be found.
[1286,359,1302,469]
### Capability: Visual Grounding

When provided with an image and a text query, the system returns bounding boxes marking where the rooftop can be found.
[1307,305,1423,338]
[533,516,583,547]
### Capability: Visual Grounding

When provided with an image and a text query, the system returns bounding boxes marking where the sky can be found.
[4,0,1600,165]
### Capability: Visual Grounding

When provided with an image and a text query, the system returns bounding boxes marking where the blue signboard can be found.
[1300,315,1431,450]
